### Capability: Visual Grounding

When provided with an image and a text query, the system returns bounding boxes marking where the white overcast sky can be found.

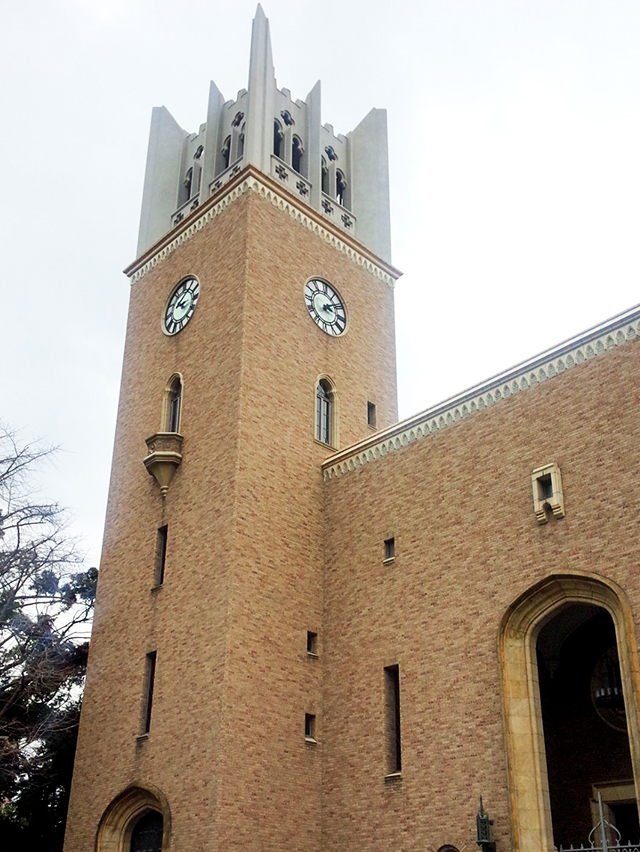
[2,0,640,567]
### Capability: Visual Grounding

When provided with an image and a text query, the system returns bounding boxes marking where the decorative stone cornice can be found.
[124,165,401,287]
[323,305,640,482]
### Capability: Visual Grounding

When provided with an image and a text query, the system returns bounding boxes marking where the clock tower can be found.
[64,6,400,852]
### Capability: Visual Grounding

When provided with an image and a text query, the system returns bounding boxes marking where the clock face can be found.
[304,278,347,336]
[164,277,200,335]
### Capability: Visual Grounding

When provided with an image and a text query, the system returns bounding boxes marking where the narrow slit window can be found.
[142,651,157,735]
[384,537,395,562]
[305,713,316,741]
[367,401,377,428]
[155,525,168,586]
[307,631,318,655]
[384,664,402,774]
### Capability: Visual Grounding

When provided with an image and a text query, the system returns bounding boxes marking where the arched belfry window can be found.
[336,170,347,207]
[238,123,245,160]
[162,374,183,434]
[130,810,163,852]
[292,135,304,174]
[316,378,337,446]
[221,136,231,170]
[273,120,284,160]
[191,147,203,198]
[321,157,329,195]
[184,168,193,201]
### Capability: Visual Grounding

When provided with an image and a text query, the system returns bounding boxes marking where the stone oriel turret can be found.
[136,4,392,262]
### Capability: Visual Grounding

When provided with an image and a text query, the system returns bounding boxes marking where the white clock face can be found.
[164,277,200,335]
[304,278,347,336]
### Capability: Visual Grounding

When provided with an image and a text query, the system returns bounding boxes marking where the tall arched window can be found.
[292,135,303,174]
[316,379,336,446]
[169,380,181,432]
[321,157,329,194]
[273,120,284,159]
[130,810,163,852]
[162,374,183,433]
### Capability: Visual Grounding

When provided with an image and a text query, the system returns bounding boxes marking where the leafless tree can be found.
[0,428,96,796]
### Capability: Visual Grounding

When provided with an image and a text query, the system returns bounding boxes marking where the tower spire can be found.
[245,3,276,172]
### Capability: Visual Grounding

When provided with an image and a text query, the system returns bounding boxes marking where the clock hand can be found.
[322,302,338,312]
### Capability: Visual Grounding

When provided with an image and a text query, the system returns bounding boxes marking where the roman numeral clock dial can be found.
[164,276,200,335]
[304,278,347,336]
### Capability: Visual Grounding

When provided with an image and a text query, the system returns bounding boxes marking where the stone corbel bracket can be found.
[531,463,565,524]
[144,432,183,497]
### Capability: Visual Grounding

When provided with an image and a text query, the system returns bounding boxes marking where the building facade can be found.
[64,7,640,852]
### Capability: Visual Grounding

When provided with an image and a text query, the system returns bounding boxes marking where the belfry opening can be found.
[537,604,639,848]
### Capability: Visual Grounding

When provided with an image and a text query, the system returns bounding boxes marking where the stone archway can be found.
[95,784,171,852]
[499,572,640,852]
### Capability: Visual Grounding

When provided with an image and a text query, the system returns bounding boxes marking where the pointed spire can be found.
[245,3,276,172]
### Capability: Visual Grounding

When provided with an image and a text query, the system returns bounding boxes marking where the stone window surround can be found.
[531,463,565,524]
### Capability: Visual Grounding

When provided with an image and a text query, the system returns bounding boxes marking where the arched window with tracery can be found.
[130,810,163,852]
[316,379,336,446]
[273,120,284,159]
[292,135,304,174]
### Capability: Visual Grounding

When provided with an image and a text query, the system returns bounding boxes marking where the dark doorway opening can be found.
[537,604,639,848]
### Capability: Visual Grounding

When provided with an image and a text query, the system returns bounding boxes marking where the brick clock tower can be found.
[64,7,400,851]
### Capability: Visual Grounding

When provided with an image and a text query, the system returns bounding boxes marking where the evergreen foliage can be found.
[0,429,96,850]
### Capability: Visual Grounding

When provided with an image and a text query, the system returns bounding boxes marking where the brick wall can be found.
[65,188,397,852]
[322,339,640,852]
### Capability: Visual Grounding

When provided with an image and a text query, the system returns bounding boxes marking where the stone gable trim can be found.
[323,305,640,481]
[124,166,401,287]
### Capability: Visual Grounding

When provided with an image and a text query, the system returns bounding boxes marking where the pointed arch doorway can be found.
[500,573,640,852]
[95,784,170,852]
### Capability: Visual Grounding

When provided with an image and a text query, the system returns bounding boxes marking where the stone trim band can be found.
[125,166,401,288]
[323,305,640,481]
